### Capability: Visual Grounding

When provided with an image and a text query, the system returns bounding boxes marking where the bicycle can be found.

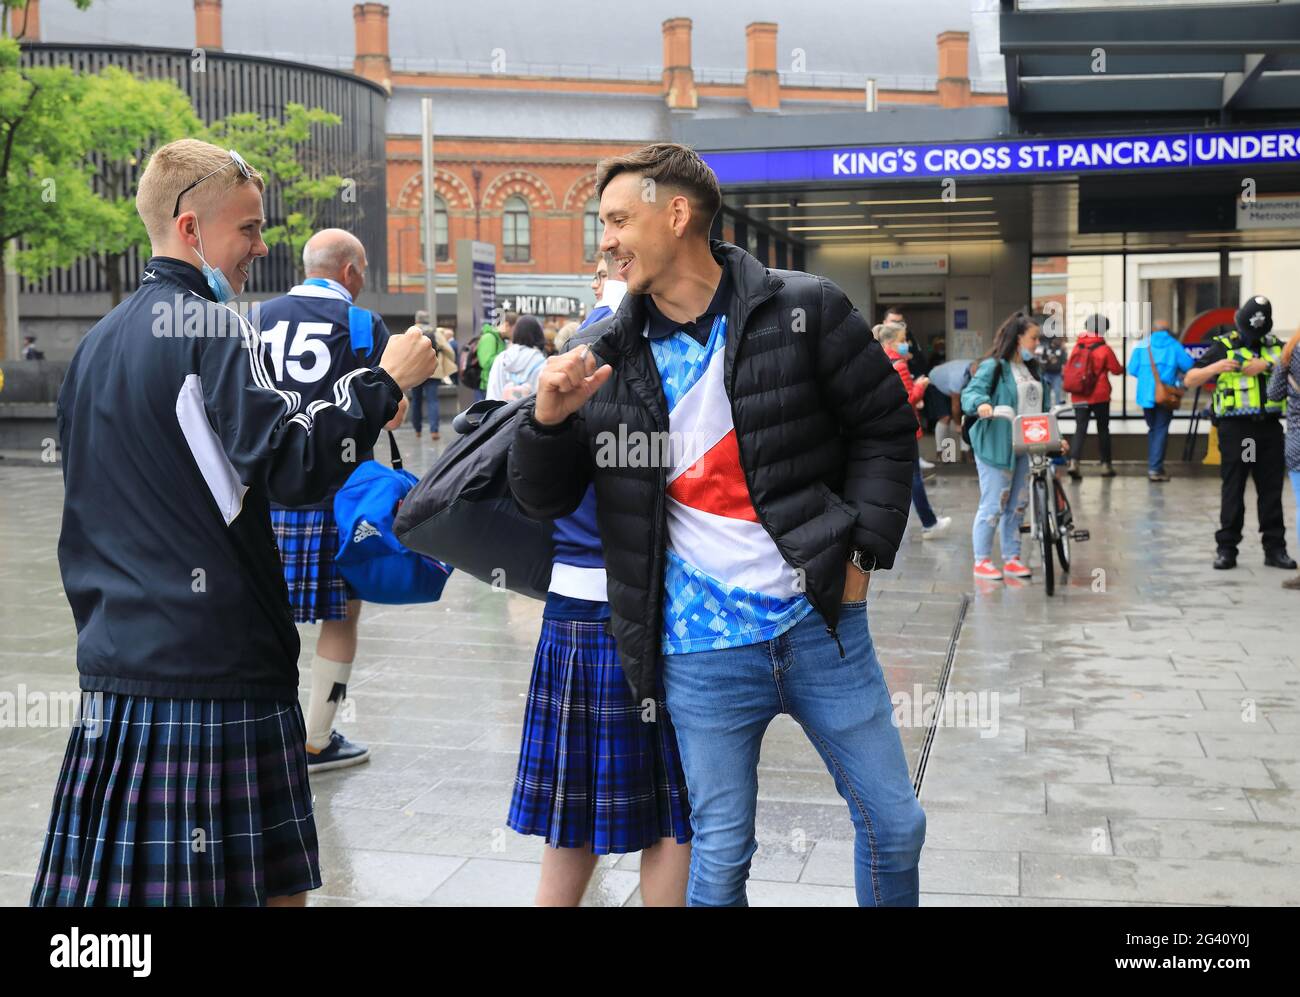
[987,403,1091,596]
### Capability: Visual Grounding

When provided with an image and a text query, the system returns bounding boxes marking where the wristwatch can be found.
[850,548,876,574]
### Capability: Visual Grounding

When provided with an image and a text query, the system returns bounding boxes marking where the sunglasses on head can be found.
[172,149,253,218]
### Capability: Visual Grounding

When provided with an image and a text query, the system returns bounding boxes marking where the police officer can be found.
[1184,295,1295,571]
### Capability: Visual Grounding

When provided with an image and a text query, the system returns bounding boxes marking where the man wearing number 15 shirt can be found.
[257,228,397,773]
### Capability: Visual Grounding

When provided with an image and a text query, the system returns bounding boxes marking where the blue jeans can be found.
[912,456,938,528]
[972,453,1028,562]
[1142,406,1173,474]
[1041,371,1063,409]
[409,379,440,435]
[661,604,926,907]
[1291,471,1300,539]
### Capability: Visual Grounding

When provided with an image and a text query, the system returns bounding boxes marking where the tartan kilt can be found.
[31,694,321,907]
[507,618,692,854]
[270,506,351,623]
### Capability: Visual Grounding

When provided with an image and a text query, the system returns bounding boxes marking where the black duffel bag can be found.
[393,397,554,600]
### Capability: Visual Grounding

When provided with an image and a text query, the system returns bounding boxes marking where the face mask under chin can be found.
[192,221,238,303]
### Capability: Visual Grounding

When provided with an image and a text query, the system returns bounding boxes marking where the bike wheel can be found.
[1034,475,1055,596]
[1053,476,1072,573]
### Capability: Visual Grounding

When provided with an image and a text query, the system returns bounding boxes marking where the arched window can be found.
[418,194,450,263]
[435,195,448,262]
[584,197,601,261]
[503,195,530,262]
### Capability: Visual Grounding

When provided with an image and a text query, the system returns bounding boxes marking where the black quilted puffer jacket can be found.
[508,241,916,701]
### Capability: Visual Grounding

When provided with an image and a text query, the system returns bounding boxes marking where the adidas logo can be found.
[352,520,381,543]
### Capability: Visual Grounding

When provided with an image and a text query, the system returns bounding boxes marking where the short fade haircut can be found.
[595,142,722,237]
[136,138,265,243]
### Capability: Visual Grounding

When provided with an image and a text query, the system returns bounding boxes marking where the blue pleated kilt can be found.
[507,618,692,854]
[31,694,321,907]
[270,506,351,623]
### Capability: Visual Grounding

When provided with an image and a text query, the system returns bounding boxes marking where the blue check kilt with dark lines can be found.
[270,507,351,623]
[31,694,321,907]
[508,618,692,854]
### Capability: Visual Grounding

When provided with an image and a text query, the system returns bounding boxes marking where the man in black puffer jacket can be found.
[508,143,925,906]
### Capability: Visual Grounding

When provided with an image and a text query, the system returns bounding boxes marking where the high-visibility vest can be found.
[1211,333,1286,417]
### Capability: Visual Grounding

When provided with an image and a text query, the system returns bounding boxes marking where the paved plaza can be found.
[2,428,1298,906]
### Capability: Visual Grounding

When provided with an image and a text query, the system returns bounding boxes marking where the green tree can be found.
[0,31,111,354]
[205,103,347,283]
[79,66,201,306]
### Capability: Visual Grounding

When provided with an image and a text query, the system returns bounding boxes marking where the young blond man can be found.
[32,139,437,907]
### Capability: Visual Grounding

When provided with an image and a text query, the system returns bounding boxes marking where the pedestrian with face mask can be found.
[32,139,439,907]
[961,310,1070,581]
[1185,296,1296,571]
[878,321,951,539]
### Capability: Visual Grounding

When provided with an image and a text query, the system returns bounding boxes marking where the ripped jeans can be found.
[972,453,1029,562]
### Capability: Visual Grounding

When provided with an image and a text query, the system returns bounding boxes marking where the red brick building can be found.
[29,0,1007,329]
[349,3,1003,316]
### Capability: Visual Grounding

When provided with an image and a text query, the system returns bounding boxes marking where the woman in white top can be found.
[486,314,548,402]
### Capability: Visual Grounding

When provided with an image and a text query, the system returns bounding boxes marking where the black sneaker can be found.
[1214,551,1237,570]
[1264,551,1298,570]
[307,731,371,772]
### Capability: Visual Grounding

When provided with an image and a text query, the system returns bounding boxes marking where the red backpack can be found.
[1062,341,1102,396]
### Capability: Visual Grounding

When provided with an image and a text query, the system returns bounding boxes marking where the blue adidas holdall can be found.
[334,431,453,604]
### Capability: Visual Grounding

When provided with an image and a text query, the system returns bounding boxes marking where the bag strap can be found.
[1147,339,1163,387]
[387,429,402,470]
[348,305,374,356]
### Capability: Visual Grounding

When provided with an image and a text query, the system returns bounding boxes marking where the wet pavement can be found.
[2,425,1298,906]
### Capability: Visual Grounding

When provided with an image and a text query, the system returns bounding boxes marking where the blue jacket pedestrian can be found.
[1126,327,1193,410]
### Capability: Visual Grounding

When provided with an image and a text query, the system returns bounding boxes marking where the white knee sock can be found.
[305,653,352,751]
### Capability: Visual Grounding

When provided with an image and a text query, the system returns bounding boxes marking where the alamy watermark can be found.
[891,684,1000,739]
[0,687,105,738]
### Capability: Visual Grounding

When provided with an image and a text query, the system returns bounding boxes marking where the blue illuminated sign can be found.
[702,128,1300,185]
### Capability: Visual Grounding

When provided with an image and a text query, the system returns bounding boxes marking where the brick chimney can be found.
[661,18,698,111]
[353,3,392,92]
[937,31,971,108]
[13,0,40,41]
[745,22,779,112]
[194,0,222,51]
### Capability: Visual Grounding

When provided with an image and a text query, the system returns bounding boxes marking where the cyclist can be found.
[961,310,1068,581]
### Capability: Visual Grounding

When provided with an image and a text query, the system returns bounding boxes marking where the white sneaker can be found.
[918,457,936,470]
[921,515,952,539]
